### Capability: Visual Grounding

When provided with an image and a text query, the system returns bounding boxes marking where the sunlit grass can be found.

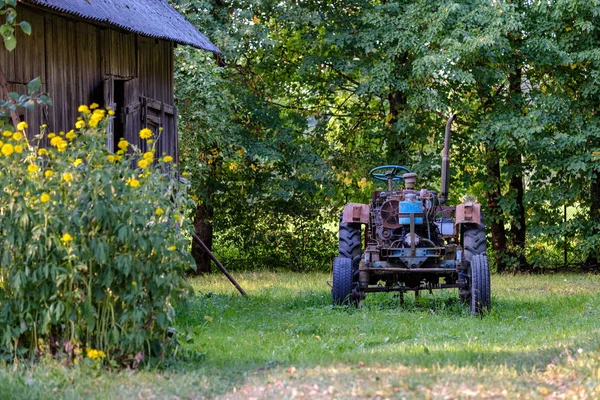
[1,272,599,399]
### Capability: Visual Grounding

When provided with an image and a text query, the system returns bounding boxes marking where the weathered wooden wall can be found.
[0,5,178,156]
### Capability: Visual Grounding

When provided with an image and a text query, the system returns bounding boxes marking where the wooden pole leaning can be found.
[191,232,247,297]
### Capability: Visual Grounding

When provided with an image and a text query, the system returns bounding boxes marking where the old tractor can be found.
[332,115,490,314]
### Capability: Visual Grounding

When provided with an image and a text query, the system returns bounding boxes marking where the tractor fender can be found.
[455,202,482,226]
[342,203,370,224]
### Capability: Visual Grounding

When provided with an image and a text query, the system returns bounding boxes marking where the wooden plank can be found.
[140,96,174,114]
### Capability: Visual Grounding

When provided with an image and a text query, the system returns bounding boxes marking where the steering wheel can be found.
[369,165,411,182]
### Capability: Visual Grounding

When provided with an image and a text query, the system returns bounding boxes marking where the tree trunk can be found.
[486,149,510,272]
[506,57,528,270]
[507,153,528,270]
[586,174,600,269]
[191,202,214,274]
[388,89,407,164]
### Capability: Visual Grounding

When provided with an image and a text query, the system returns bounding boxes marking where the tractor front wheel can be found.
[470,254,491,315]
[332,257,354,305]
[460,223,487,304]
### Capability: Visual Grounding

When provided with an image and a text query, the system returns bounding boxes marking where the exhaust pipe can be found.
[439,114,456,205]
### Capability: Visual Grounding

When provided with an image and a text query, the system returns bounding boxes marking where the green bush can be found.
[0,105,195,365]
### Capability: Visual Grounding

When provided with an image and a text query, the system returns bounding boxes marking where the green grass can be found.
[1,272,600,399]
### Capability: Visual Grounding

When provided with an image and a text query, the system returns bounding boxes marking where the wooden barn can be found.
[1,0,220,158]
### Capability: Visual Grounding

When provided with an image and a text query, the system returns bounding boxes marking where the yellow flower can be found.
[168,246,176,251]
[40,193,50,203]
[90,102,99,110]
[78,105,90,114]
[75,120,85,129]
[139,128,152,139]
[44,170,54,178]
[118,139,129,151]
[126,177,140,187]
[107,155,116,163]
[12,131,23,141]
[14,145,23,153]
[143,151,154,162]
[86,348,106,360]
[229,162,237,171]
[61,233,73,243]
[108,109,115,116]
[73,158,83,167]
[47,133,56,139]
[0,140,3,148]
[132,281,137,286]
[63,172,73,182]
[343,176,352,186]
[155,208,164,216]
[66,130,77,140]
[147,139,153,145]
[16,121,28,131]
[38,148,48,156]
[137,159,149,169]
[357,178,368,190]
[163,155,173,163]
[2,130,12,137]
[50,136,62,147]
[27,164,39,174]
[57,142,68,152]
[174,214,181,221]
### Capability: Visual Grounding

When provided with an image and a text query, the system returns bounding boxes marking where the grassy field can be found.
[1,272,599,399]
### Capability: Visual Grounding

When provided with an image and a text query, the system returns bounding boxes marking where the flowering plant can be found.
[0,105,195,364]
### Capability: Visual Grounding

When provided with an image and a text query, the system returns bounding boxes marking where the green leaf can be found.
[27,77,41,95]
[19,21,31,35]
[4,35,16,51]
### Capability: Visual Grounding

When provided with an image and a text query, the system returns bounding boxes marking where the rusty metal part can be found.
[403,173,417,189]
[455,202,481,225]
[342,203,370,224]
[366,283,463,292]
[380,200,401,228]
[366,268,457,273]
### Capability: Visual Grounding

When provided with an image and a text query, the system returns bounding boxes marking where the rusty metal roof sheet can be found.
[21,0,220,53]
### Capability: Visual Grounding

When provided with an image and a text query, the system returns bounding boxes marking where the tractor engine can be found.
[367,173,444,269]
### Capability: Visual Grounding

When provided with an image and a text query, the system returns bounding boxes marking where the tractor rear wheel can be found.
[332,257,354,305]
[337,217,362,302]
[470,254,491,315]
[460,223,487,304]
[339,218,362,265]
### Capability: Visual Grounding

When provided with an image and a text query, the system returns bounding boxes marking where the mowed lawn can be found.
[1,272,599,399]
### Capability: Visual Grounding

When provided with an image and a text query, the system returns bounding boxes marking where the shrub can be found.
[0,106,195,365]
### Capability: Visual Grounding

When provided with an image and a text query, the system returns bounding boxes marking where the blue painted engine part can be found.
[398,196,424,225]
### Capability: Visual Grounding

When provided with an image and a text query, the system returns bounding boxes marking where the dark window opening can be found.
[113,80,125,153]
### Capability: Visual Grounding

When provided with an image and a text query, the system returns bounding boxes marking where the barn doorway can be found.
[112,79,126,153]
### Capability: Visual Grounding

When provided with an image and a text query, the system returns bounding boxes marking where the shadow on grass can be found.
[170,287,599,397]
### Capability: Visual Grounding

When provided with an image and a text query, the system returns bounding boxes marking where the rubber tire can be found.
[339,216,362,298]
[470,254,491,315]
[332,257,353,305]
[338,218,362,266]
[461,223,487,303]
[463,223,487,262]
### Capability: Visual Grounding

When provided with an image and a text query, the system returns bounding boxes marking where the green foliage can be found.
[0,107,195,363]
[172,0,600,271]
[0,1,30,51]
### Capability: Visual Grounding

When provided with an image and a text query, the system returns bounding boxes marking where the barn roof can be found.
[21,0,221,53]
